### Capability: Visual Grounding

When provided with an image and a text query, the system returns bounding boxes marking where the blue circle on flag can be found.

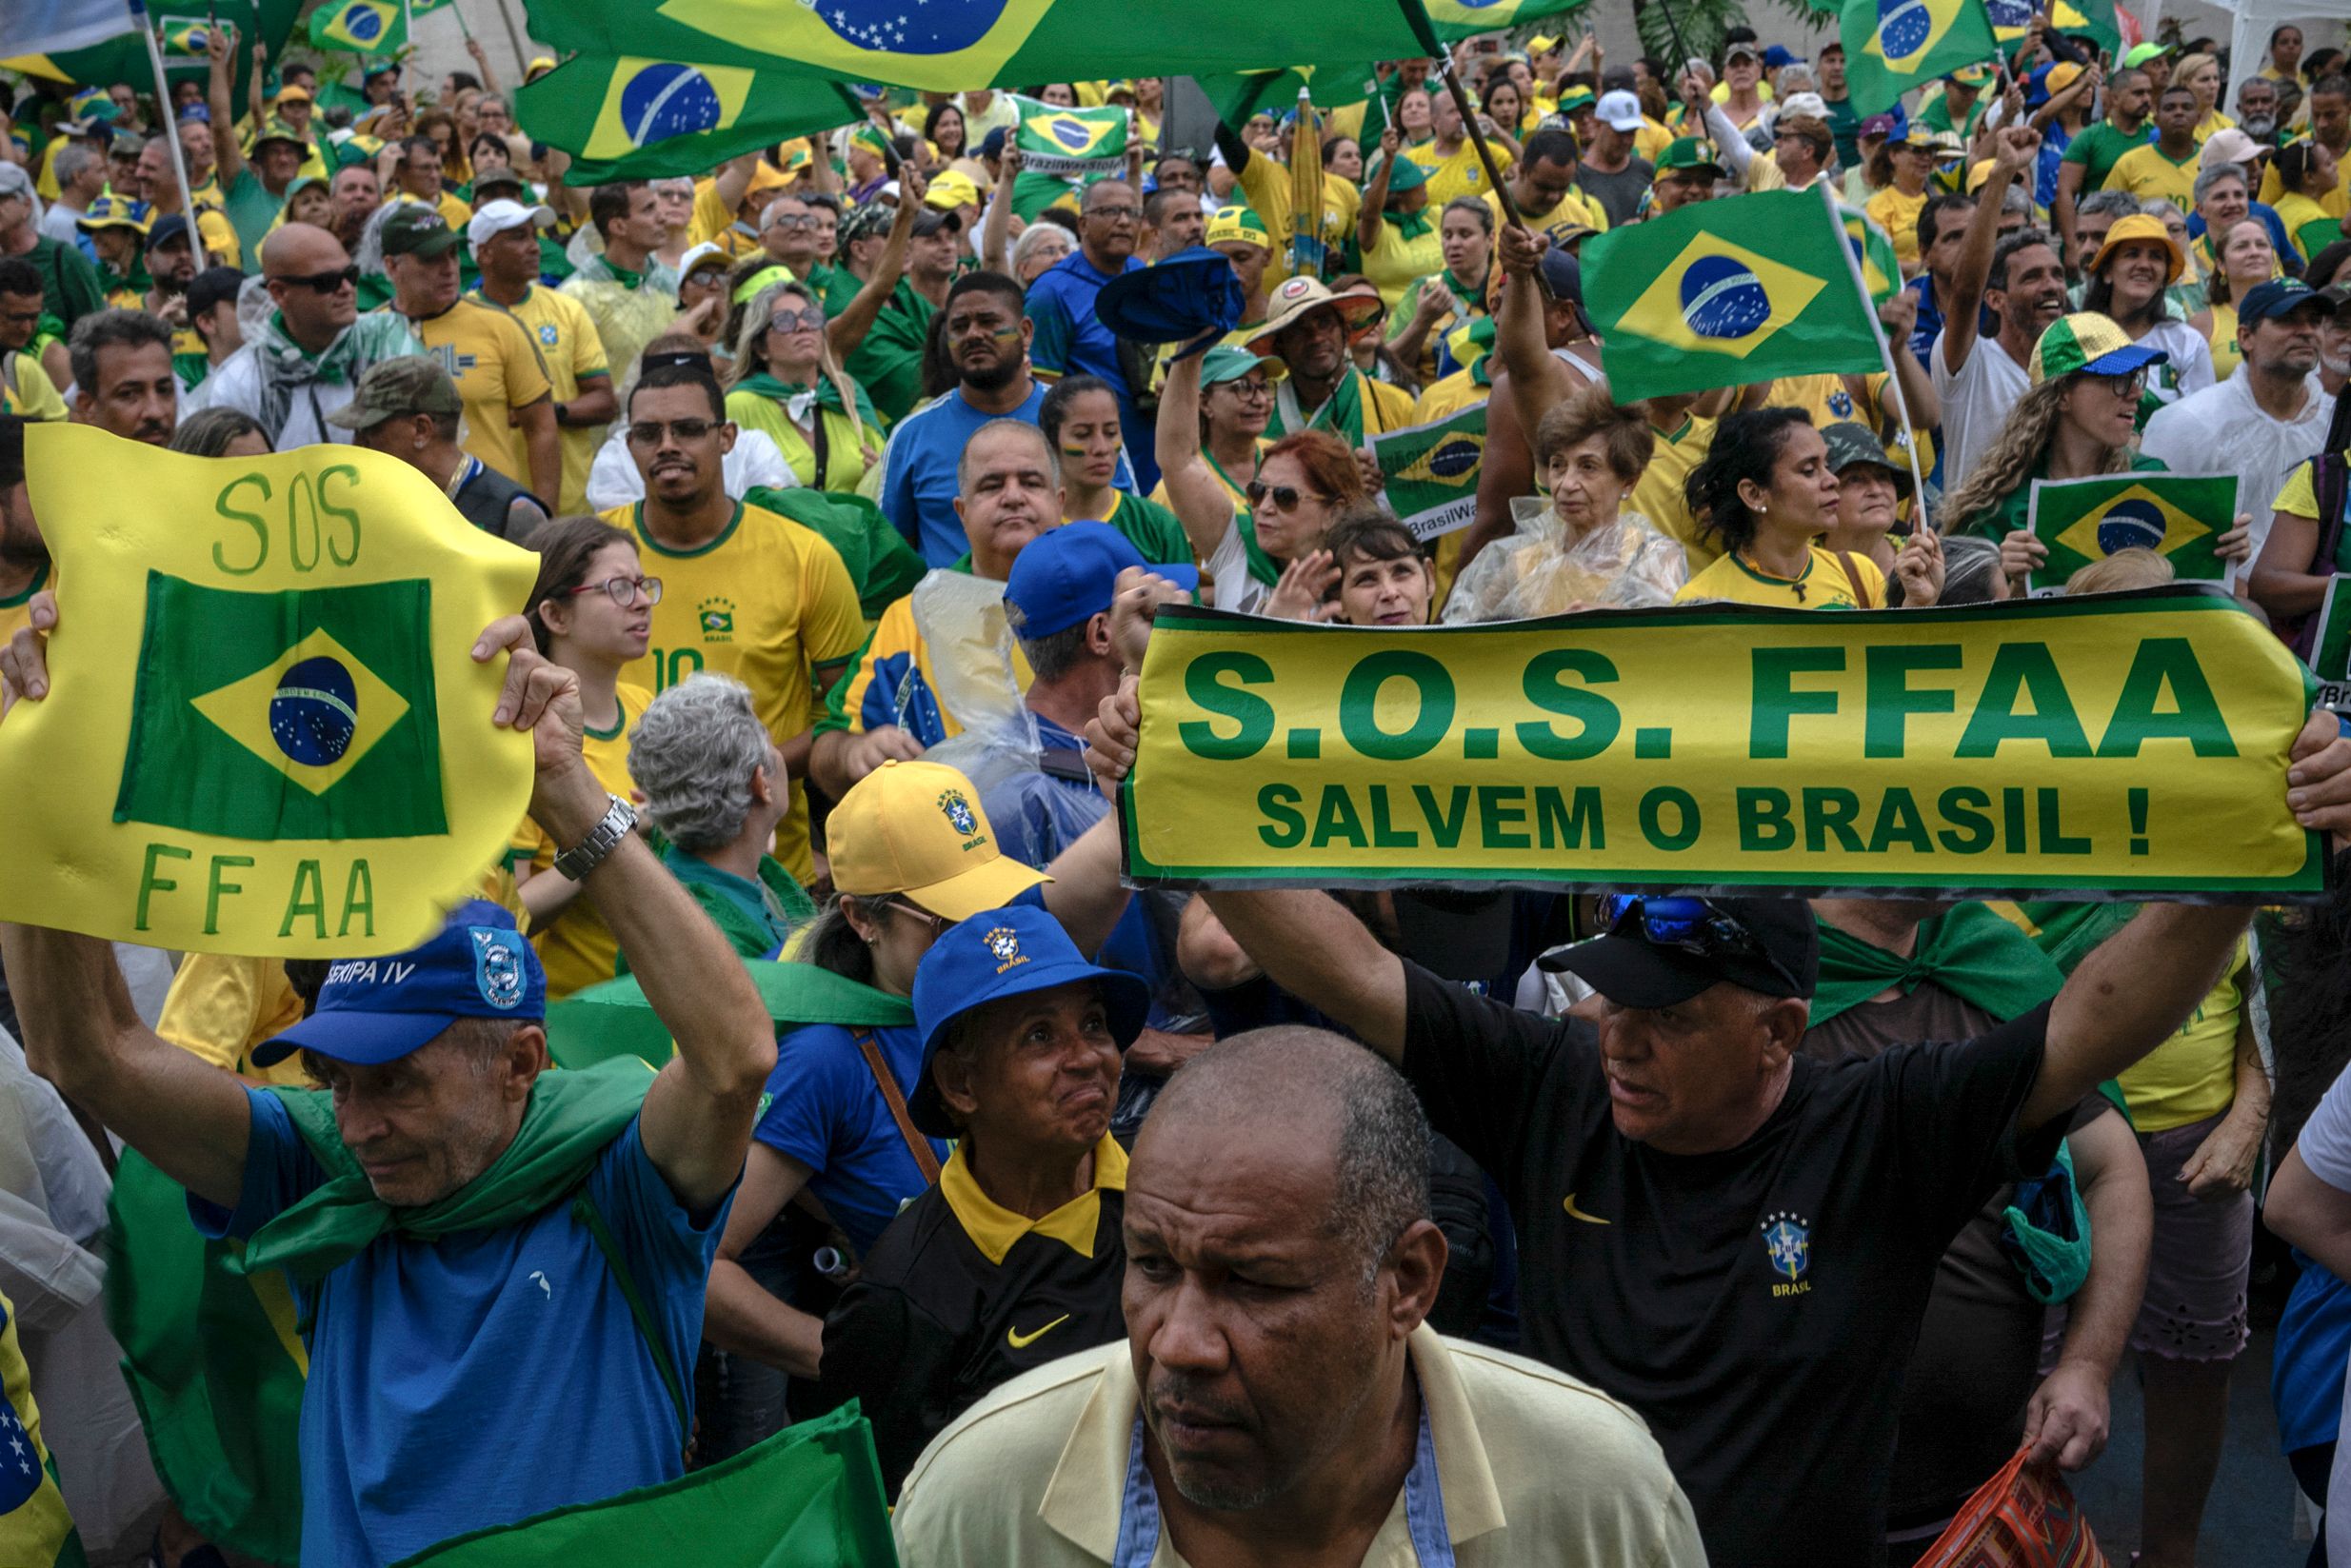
[1878,0,1934,58]
[1427,437,1483,479]
[1048,118,1095,151]
[340,3,384,42]
[2096,499,2168,556]
[1986,0,2032,26]
[271,657,360,767]
[621,65,725,147]
[812,0,1007,55]
[1680,255,1773,340]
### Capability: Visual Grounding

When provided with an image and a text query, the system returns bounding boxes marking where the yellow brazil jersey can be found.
[2102,143,2201,208]
[827,583,1035,745]
[2261,152,2351,221]
[389,188,474,231]
[2208,301,2242,381]
[511,682,649,999]
[1677,546,1886,608]
[0,1288,78,1568]
[0,563,48,653]
[604,500,867,884]
[1636,118,1675,164]
[155,953,312,1087]
[689,178,765,259]
[1866,186,1929,270]
[1480,184,1609,246]
[2118,939,2250,1132]
[1761,373,1937,522]
[1630,414,1719,570]
[1234,155,1361,288]
[405,299,555,491]
[0,353,64,422]
[467,284,609,511]
[1405,139,1516,207]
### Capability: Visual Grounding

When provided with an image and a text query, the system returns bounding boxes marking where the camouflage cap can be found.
[1820,421,1913,497]
[381,203,465,258]
[326,355,463,430]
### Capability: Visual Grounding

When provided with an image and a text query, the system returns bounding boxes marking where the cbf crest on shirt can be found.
[1760,1210,1812,1298]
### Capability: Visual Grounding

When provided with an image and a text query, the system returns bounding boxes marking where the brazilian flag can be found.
[1420,0,1592,38]
[1584,189,1883,403]
[2049,0,2120,55]
[309,0,406,53]
[1840,203,1902,305]
[517,56,856,185]
[1199,61,1382,131]
[1840,0,1999,117]
[2025,474,2234,595]
[2311,576,2351,687]
[114,574,447,841]
[1371,402,1487,543]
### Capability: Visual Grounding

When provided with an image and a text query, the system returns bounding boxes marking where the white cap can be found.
[1596,89,1644,132]
[678,240,729,281]
[465,197,554,249]
[1778,91,1829,122]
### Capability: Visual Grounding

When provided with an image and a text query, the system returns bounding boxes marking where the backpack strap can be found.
[1834,550,1875,609]
[570,1189,692,1459]
[850,1029,943,1184]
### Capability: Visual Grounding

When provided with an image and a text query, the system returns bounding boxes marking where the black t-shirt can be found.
[1398,963,2063,1568]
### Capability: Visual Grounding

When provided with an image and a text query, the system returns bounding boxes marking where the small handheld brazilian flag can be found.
[2025,473,2237,596]
[1370,402,1488,543]
[2310,575,2351,704]
[309,0,404,53]
[1841,0,1999,117]
[1584,189,1883,403]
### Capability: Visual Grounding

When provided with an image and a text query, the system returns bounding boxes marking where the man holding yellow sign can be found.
[1083,575,2351,1568]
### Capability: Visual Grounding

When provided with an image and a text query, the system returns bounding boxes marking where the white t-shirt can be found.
[1205,518,1272,615]
[583,422,796,510]
[2139,317,2217,409]
[2300,1069,2351,1563]
[1931,329,2030,493]
[2142,371,2335,583]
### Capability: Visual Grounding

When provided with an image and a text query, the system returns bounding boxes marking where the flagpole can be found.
[1392,0,1551,301]
[133,0,212,270]
[400,0,415,96]
[1816,180,1930,526]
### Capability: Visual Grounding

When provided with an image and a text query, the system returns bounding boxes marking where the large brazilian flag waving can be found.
[1840,0,1999,118]
[516,0,1448,180]
[0,427,537,958]
[4,0,298,121]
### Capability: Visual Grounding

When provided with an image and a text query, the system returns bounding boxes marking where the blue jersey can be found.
[754,1022,947,1257]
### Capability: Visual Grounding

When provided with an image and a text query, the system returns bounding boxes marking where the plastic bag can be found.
[1441,496,1690,625]
[1913,1446,2109,1568]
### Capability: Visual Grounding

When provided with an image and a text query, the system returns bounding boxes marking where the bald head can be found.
[261,223,357,351]
[1140,1026,1430,1277]
[259,222,349,275]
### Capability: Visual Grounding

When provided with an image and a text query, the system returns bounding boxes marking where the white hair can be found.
[627,673,773,852]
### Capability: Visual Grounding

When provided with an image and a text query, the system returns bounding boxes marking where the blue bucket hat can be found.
[1005,521,1199,639]
[907,903,1150,1135]
[1095,246,1245,355]
[252,900,548,1067]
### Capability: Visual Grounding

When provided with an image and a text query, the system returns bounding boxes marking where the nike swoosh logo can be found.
[1007,1314,1070,1350]
[1563,1194,1610,1225]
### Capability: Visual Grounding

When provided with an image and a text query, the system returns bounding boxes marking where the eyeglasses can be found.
[1245,480,1331,513]
[2081,370,2147,398]
[884,899,948,936]
[766,212,818,231]
[1218,378,1272,403]
[1086,203,1141,222]
[269,264,359,293]
[765,306,828,333]
[564,574,663,606]
[1599,894,1804,996]
[626,417,719,446]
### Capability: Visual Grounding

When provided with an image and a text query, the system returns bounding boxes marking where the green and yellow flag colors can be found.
[1008,93,1128,219]
[2048,0,2120,55]
[1198,60,1382,132]
[1584,189,1883,402]
[516,0,1439,178]
[1369,402,1488,542]
[309,0,404,52]
[392,1402,895,1567]
[0,426,536,957]
[1421,0,1592,37]
[1119,591,2322,899]
[2311,576,2351,709]
[1841,0,1999,117]
[1841,203,1902,305]
[2026,473,2235,595]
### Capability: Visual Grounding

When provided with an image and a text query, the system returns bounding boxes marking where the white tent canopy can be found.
[2142,0,2351,89]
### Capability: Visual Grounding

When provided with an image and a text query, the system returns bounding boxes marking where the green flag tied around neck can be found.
[548,961,917,1071]
[1810,903,2067,1026]
[1584,189,1884,402]
[390,1403,897,1567]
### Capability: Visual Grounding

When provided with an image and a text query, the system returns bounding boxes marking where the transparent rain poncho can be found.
[1441,495,1690,625]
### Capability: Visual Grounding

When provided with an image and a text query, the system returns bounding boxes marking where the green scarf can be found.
[1385,207,1435,242]
[1273,363,1367,444]
[1809,904,2066,1027]
[732,369,877,428]
[230,1058,654,1287]
[1205,447,1284,586]
[549,960,916,1071]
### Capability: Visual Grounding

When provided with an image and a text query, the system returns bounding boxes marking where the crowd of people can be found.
[10,8,2351,1566]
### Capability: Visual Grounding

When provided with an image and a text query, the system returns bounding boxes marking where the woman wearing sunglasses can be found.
[511,516,659,1000]
[725,280,880,493]
[1157,343,1369,616]
[1943,312,2249,596]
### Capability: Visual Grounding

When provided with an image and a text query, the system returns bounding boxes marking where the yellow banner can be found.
[1121,590,2324,899]
[0,426,538,956]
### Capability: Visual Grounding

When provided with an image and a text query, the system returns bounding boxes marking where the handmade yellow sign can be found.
[0,425,538,955]
[1120,590,2324,899]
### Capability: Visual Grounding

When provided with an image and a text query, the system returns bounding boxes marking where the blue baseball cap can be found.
[251,900,548,1067]
[1004,521,1198,640]
[907,903,1150,1135]
[2241,278,2327,325]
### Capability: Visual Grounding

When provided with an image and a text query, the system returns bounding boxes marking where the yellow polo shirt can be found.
[510,682,651,1000]
[404,298,555,489]
[154,953,312,1087]
[893,1325,1706,1566]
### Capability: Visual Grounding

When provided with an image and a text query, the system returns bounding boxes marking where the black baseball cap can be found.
[186,265,246,318]
[1538,896,1819,1005]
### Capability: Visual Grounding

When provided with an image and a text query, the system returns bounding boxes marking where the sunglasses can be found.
[626,417,719,446]
[1600,894,1804,996]
[1245,480,1330,513]
[766,212,819,231]
[765,306,828,333]
[270,264,359,293]
[564,574,663,607]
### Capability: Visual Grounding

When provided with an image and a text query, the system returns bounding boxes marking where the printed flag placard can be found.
[2025,473,2236,596]
[0,425,538,958]
[1841,0,1999,118]
[1370,402,1488,542]
[1584,189,1883,402]
[1009,93,1128,218]
[2309,575,2351,710]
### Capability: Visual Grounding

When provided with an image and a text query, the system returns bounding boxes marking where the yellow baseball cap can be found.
[1205,205,1270,250]
[926,169,983,210]
[828,760,1050,922]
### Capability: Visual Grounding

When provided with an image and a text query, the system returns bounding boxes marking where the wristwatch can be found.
[553,793,637,882]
